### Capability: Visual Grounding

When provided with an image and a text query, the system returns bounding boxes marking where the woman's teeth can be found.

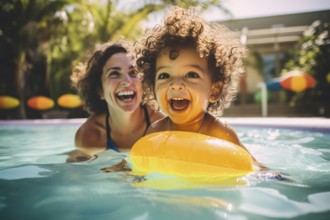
[117,91,135,100]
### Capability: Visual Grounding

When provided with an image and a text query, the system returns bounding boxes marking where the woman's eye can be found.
[186,72,200,78]
[157,73,170,80]
[107,71,120,78]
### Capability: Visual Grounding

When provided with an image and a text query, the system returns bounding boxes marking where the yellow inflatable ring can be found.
[130,131,254,178]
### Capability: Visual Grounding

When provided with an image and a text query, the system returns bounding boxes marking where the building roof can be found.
[222,10,330,30]
[220,10,330,53]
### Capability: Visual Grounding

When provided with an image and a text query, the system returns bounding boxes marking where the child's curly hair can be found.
[71,39,134,114]
[135,6,246,116]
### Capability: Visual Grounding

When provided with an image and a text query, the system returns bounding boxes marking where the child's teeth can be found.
[172,98,183,101]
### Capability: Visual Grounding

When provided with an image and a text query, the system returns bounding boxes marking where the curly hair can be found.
[71,40,134,114]
[135,6,246,116]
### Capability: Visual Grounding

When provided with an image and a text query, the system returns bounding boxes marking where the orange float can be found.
[280,70,316,92]
[27,96,54,110]
[57,94,82,108]
[0,96,20,109]
[130,131,254,178]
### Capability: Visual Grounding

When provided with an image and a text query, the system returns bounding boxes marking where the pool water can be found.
[0,118,330,220]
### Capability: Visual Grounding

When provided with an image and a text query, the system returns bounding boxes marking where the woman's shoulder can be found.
[79,113,106,131]
[75,113,107,148]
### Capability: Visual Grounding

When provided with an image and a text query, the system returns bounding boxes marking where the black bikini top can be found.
[106,104,151,152]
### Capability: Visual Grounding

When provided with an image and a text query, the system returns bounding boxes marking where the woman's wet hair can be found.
[71,40,133,114]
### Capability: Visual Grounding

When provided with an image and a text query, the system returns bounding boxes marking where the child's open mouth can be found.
[170,98,190,111]
[116,91,136,101]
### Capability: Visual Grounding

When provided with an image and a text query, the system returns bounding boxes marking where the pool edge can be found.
[1,117,330,130]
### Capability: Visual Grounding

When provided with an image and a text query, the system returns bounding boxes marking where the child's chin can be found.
[168,115,188,124]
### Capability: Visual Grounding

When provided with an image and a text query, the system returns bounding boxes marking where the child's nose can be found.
[170,78,184,90]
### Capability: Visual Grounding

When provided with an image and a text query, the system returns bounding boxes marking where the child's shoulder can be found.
[203,115,240,145]
[145,117,169,134]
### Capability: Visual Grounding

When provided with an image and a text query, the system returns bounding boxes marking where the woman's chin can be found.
[117,99,140,112]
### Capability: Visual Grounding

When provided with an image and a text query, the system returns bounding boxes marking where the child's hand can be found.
[254,161,269,171]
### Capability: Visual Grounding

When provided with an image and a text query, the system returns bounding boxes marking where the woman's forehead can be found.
[103,53,133,70]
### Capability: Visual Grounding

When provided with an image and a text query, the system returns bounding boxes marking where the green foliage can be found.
[161,0,222,8]
[0,0,224,118]
[282,21,330,115]
[0,0,71,118]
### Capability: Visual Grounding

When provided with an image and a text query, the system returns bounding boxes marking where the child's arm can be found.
[221,125,268,171]
[144,117,169,135]
[204,116,268,170]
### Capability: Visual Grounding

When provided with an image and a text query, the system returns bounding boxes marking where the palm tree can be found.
[80,0,227,43]
[0,0,226,118]
[0,0,70,118]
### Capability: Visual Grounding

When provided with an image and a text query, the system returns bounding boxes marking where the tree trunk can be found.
[15,51,27,119]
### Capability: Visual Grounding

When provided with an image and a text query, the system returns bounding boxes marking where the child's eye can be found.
[185,72,200,78]
[157,72,170,80]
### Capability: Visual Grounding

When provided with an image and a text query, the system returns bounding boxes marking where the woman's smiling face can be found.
[100,52,142,112]
[155,47,214,124]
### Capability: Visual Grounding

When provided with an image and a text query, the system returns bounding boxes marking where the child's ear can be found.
[209,81,223,103]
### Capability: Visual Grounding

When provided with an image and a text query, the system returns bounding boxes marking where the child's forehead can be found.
[155,46,210,72]
[157,46,201,60]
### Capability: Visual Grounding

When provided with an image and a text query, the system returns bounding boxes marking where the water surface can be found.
[0,119,329,220]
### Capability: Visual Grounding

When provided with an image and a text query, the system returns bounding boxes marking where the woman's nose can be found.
[121,74,133,85]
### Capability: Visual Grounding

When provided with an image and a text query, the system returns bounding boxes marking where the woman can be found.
[68,40,164,162]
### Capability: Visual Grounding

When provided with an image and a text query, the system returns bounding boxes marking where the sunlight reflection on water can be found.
[0,119,329,219]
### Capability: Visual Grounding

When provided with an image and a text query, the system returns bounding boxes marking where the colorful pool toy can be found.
[0,96,20,109]
[130,131,254,178]
[27,96,54,110]
[266,78,282,91]
[57,94,82,108]
[280,70,316,92]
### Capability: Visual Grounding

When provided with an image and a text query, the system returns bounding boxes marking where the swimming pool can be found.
[0,118,329,219]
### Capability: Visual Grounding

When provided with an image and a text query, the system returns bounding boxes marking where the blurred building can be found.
[220,10,330,116]
[223,9,330,93]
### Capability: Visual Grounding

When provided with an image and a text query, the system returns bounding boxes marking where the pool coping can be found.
[225,117,330,130]
[1,117,329,131]
[0,118,85,126]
